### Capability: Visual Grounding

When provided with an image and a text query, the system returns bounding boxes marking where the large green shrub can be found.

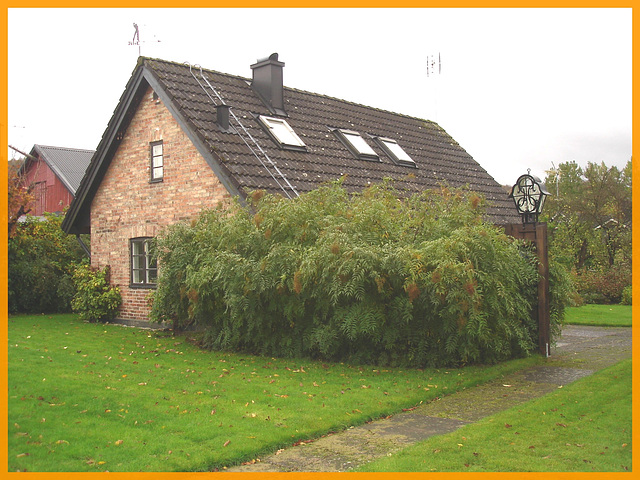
[8,213,87,314]
[71,264,122,322]
[152,181,560,367]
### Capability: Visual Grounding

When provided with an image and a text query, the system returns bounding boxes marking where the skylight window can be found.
[333,129,379,161]
[258,116,306,150]
[374,137,416,167]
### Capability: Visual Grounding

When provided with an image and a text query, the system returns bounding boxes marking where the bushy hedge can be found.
[573,267,632,304]
[8,213,87,314]
[151,181,551,367]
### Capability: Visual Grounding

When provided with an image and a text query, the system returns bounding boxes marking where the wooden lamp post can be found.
[506,171,552,356]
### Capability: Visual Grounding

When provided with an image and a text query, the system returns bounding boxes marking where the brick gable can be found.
[91,85,231,321]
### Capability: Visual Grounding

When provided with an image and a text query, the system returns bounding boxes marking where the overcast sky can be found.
[7,8,632,185]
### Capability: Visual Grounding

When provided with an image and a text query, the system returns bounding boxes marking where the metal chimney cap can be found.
[251,53,284,69]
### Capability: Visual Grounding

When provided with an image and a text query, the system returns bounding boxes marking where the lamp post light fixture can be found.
[509,170,551,224]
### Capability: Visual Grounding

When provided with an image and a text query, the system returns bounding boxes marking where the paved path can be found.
[227,325,632,472]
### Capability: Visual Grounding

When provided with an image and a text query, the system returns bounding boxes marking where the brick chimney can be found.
[250,53,286,116]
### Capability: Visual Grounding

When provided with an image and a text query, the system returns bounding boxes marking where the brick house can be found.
[62,54,519,324]
[19,144,93,216]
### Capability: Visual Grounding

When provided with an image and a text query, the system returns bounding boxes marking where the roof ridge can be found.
[143,56,441,128]
[143,56,251,83]
[283,84,441,127]
[35,144,95,153]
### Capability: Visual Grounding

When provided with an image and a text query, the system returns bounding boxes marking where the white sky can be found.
[7,7,632,185]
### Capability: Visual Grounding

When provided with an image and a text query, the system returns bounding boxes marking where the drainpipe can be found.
[76,234,91,260]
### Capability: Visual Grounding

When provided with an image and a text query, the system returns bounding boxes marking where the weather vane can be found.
[128,23,160,56]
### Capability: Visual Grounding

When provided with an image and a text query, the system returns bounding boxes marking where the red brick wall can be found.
[90,85,231,322]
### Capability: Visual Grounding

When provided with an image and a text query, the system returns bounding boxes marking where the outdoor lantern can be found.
[509,171,550,224]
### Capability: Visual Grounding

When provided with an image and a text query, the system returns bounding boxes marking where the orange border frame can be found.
[1,4,636,480]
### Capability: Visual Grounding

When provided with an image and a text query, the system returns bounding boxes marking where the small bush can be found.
[71,264,122,322]
[152,181,563,367]
[621,286,632,306]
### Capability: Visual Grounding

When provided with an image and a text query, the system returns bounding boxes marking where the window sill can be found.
[129,283,157,290]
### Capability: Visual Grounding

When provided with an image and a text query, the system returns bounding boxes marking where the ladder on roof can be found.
[187,64,299,199]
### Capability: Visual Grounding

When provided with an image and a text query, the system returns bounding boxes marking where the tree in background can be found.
[8,160,34,238]
[542,160,632,303]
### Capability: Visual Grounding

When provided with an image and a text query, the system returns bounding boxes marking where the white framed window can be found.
[130,237,157,287]
[258,116,306,149]
[374,137,416,167]
[150,141,164,181]
[334,129,379,160]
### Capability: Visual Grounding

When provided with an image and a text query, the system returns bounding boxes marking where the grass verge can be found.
[564,304,632,327]
[356,358,632,472]
[8,314,542,472]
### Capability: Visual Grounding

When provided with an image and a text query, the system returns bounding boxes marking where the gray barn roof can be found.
[29,144,94,195]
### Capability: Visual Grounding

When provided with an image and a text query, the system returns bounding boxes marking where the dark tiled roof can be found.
[30,144,94,194]
[63,56,519,234]
[145,58,518,223]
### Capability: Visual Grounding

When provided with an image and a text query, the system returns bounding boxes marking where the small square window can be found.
[258,116,306,150]
[130,237,157,287]
[374,137,416,167]
[150,141,164,181]
[334,129,379,161]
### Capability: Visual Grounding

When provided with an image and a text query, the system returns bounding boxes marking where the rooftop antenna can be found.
[426,52,441,122]
[426,52,441,77]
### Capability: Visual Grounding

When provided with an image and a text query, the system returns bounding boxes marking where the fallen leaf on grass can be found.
[16,453,29,458]
[114,440,123,446]
[223,440,230,447]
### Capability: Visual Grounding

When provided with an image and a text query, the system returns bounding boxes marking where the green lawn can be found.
[8,314,541,472]
[357,358,632,472]
[564,304,632,327]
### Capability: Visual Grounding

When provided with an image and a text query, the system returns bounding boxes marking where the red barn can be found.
[19,145,93,216]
